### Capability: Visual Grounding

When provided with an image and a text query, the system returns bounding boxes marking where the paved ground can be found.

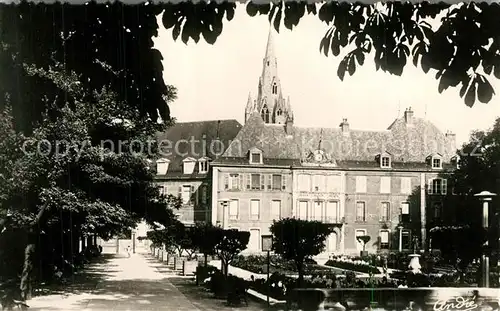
[27,248,267,311]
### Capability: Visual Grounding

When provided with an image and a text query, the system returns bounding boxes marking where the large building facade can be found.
[209,28,458,257]
[155,120,242,225]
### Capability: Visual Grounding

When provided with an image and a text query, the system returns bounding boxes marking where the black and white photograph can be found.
[1,1,500,310]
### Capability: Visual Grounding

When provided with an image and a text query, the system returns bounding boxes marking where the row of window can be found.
[223,173,447,196]
[353,176,447,195]
[226,226,412,252]
[355,228,412,250]
[354,201,443,222]
[354,201,409,222]
[223,173,287,191]
[295,201,341,223]
[228,227,338,253]
[159,184,209,205]
[156,157,210,175]
[379,154,444,170]
[225,198,444,224]
[249,148,452,170]
[227,199,282,221]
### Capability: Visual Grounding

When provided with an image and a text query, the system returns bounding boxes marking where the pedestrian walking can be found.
[125,245,131,258]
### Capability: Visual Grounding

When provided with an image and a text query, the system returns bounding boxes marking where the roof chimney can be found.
[404,107,414,124]
[213,120,222,158]
[446,130,457,152]
[340,118,349,133]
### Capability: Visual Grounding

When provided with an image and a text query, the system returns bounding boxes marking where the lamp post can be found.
[474,191,497,287]
[132,229,136,254]
[218,199,229,229]
[262,234,273,310]
[398,225,403,252]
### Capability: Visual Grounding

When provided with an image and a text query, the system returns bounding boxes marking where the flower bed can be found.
[195,265,400,303]
[325,256,380,274]
[231,255,333,276]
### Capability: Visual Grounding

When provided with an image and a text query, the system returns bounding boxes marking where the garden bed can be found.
[196,263,400,302]
[231,255,334,276]
[325,256,380,274]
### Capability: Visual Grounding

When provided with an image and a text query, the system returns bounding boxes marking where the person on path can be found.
[125,245,131,258]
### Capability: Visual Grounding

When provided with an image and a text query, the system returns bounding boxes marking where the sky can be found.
[153,3,500,147]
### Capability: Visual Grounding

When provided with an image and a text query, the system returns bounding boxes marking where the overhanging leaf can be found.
[464,78,477,107]
[337,58,348,81]
[477,75,495,103]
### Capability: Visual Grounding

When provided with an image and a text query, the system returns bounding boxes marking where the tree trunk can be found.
[20,243,35,301]
[296,261,304,288]
[20,203,48,301]
[204,253,208,267]
[86,235,93,247]
[81,235,86,252]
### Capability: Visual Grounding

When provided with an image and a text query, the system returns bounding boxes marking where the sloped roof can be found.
[217,114,455,167]
[156,119,242,175]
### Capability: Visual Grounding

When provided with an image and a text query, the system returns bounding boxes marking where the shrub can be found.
[231,254,330,275]
[195,265,218,284]
[325,257,379,274]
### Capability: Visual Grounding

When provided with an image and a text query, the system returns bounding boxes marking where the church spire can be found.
[260,26,278,83]
[264,26,275,62]
[245,92,254,123]
[246,26,294,125]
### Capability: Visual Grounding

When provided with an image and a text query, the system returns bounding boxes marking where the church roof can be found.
[156,119,242,176]
[218,114,455,167]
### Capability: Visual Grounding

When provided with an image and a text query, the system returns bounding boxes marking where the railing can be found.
[287,287,500,311]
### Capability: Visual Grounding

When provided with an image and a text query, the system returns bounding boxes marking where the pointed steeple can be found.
[245,92,255,123]
[286,96,294,121]
[264,25,275,62]
[245,25,294,126]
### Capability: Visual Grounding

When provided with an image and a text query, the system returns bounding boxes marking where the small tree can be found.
[213,228,250,276]
[357,235,371,253]
[191,222,219,267]
[171,222,197,259]
[270,218,333,286]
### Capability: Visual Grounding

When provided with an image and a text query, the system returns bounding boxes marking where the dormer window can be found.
[251,153,262,164]
[249,147,263,164]
[156,158,170,175]
[381,156,391,168]
[198,157,210,174]
[378,152,391,168]
[182,157,196,174]
[272,82,277,94]
[427,154,443,169]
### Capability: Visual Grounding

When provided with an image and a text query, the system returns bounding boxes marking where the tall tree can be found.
[0,62,179,300]
[0,2,175,132]
[431,118,500,277]
[270,218,332,286]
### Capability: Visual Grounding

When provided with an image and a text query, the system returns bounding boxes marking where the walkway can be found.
[28,249,201,311]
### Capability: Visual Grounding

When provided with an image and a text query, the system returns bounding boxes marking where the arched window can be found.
[276,109,282,116]
[261,105,270,123]
[272,82,277,94]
